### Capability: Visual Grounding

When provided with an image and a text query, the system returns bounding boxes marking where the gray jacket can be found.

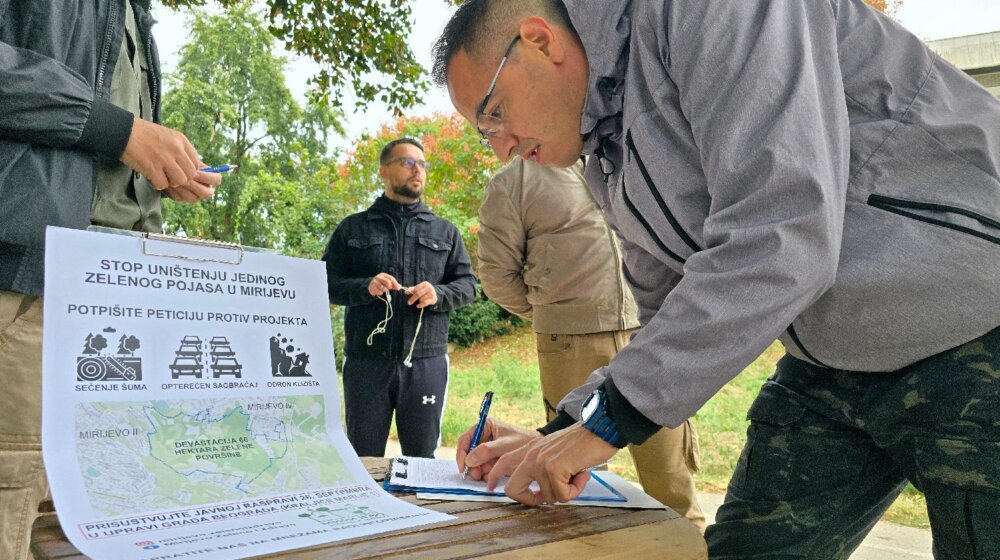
[0,0,160,295]
[556,0,1000,432]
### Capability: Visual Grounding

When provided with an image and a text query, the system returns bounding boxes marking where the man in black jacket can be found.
[323,138,476,458]
[0,2,219,557]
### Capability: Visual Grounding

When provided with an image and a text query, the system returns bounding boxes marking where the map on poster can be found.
[77,396,350,518]
[42,227,451,560]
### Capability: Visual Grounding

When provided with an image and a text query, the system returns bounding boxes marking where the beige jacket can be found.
[478,158,639,335]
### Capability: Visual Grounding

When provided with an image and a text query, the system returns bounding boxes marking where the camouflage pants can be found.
[706,326,1000,559]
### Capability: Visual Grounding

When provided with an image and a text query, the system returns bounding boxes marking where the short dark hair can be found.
[431,0,572,87]
[379,138,424,165]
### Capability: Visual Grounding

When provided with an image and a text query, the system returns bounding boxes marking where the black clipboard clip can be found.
[390,458,409,480]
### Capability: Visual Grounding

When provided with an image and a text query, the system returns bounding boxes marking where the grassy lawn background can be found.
[426,326,929,529]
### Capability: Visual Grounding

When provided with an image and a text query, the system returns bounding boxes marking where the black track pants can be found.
[341,355,448,458]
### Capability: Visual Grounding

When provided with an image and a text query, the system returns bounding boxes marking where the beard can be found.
[392,182,423,200]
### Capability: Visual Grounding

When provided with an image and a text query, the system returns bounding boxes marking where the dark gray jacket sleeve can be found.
[431,226,477,313]
[561,0,850,430]
[0,40,134,158]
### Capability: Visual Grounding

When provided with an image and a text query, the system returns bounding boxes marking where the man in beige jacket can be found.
[477,157,704,530]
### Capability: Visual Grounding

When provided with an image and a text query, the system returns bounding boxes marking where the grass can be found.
[434,326,930,529]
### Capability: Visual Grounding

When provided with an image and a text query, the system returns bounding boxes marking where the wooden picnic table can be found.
[32,457,707,559]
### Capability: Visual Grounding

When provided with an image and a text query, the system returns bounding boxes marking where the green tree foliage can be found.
[158,0,427,112]
[161,4,344,258]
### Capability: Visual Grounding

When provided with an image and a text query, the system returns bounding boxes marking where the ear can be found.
[378,165,388,181]
[518,16,565,63]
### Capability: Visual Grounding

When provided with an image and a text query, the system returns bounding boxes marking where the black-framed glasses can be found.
[475,36,520,147]
[388,157,432,171]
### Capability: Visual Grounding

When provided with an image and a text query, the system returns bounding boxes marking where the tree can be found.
[158,0,427,113]
[161,4,345,258]
[863,0,904,17]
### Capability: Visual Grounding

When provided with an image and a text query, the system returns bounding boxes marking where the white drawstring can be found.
[367,288,425,368]
[367,291,393,346]
[403,307,424,368]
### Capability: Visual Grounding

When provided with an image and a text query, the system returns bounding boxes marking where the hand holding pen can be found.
[462,391,493,480]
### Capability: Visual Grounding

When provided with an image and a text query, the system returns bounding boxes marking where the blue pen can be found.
[200,164,238,173]
[462,391,494,480]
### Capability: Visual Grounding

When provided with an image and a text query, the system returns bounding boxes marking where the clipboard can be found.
[383,457,628,503]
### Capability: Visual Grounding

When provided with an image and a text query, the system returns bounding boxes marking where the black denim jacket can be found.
[322,196,476,360]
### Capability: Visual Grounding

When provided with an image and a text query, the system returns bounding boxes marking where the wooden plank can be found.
[388,508,677,560]
[261,506,672,559]
[478,517,707,560]
[30,538,89,560]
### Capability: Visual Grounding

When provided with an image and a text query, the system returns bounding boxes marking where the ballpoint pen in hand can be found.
[462,391,494,480]
[199,164,238,173]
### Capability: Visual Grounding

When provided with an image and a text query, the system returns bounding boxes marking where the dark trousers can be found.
[707,327,1000,560]
[342,355,448,458]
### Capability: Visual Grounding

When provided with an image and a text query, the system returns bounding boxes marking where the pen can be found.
[200,164,239,173]
[462,391,494,480]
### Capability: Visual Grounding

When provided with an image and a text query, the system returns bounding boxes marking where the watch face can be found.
[581,391,600,422]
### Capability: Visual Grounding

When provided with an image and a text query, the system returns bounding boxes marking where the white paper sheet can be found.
[41,227,452,560]
[387,457,625,502]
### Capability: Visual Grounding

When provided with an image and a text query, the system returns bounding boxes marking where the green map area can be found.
[76,396,354,518]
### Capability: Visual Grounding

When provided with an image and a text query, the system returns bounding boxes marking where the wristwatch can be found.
[579,389,626,448]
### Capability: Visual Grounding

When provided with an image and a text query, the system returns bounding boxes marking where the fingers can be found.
[485,448,521,493]
[455,427,475,474]
[368,273,401,297]
[457,419,497,480]
[383,274,402,291]
[560,470,591,503]
[503,451,545,506]
[121,119,201,190]
[406,282,437,308]
[195,170,223,187]
[163,185,198,203]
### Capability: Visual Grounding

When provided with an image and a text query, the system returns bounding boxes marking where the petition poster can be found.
[41,227,450,560]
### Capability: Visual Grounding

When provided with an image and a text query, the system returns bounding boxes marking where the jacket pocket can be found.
[416,236,452,282]
[536,333,573,355]
[345,237,384,275]
[867,194,999,246]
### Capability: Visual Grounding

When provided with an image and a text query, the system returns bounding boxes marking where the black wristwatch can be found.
[579,389,626,448]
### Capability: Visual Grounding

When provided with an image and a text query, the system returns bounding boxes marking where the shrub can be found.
[448,287,525,347]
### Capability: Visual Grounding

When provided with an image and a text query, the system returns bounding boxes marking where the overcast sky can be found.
[151,0,1000,153]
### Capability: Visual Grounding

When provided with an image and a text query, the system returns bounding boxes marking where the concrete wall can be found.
[927,31,1000,98]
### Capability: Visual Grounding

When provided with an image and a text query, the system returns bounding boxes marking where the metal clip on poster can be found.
[141,232,245,265]
[84,225,271,263]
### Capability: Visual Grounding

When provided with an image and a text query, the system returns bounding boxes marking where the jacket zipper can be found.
[605,222,628,330]
[392,215,404,357]
[868,194,999,246]
[95,0,120,97]
[621,178,686,264]
[785,324,830,368]
[625,130,702,254]
[145,25,159,119]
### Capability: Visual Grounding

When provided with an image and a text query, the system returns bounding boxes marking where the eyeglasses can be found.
[387,157,432,171]
[476,36,520,147]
